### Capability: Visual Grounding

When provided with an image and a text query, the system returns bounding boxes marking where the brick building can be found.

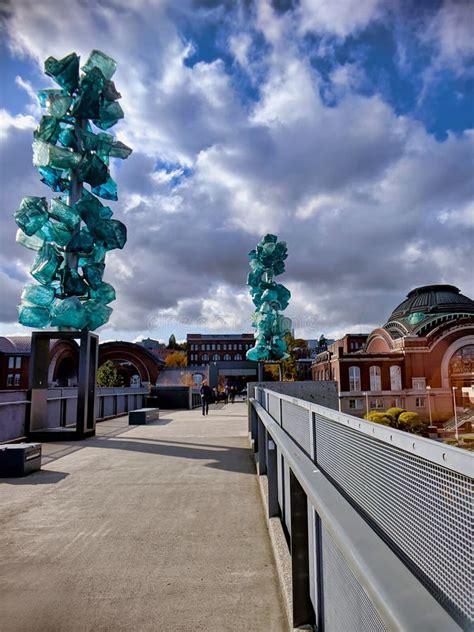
[312,285,474,421]
[187,334,257,388]
[0,336,31,389]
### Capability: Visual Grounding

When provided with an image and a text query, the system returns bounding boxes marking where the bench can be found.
[0,443,42,477]
[129,408,160,425]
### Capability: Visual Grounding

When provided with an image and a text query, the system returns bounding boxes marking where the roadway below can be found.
[0,402,287,631]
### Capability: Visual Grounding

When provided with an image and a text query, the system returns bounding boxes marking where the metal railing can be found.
[0,387,148,442]
[251,387,473,631]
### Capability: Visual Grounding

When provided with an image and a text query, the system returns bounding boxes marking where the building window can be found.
[15,357,22,369]
[390,365,402,391]
[238,344,242,350]
[370,398,384,409]
[7,374,14,386]
[415,397,426,408]
[224,354,231,361]
[202,354,209,361]
[8,357,14,369]
[223,344,227,351]
[235,354,242,361]
[14,374,21,387]
[412,378,426,391]
[217,344,221,351]
[212,354,219,361]
[369,366,381,391]
[349,399,363,410]
[211,344,215,351]
[390,397,405,408]
[348,366,361,392]
[324,369,329,380]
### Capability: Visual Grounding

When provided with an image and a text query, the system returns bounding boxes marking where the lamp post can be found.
[452,386,459,441]
[426,385,433,426]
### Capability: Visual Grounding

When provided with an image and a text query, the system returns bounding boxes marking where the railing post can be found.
[257,417,267,475]
[290,469,315,629]
[251,405,258,453]
[267,435,279,518]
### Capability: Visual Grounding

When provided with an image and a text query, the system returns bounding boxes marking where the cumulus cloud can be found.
[0,0,472,343]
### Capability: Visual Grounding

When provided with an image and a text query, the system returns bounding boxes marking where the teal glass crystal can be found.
[90,281,116,304]
[61,268,89,297]
[82,263,105,289]
[93,100,124,130]
[18,304,51,328]
[14,197,48,236]
[246,234,292,362]
[34,116,61,143]
[50,297,88,329]
[50,198,81,229]
[16,229,44,251]
[15,49,131,331]
[33,139,82,170]
[44,53,79,94]
[92,174,117,200]
[77,153,108,187]
[30,244,62,285]
[67,228,94,253]
[84,299,113,330]
[82,50,117,80]
[21,283,55,307]
[38,220,73,248]
[38,166,68,192]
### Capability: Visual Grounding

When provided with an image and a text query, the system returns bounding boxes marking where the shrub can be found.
[385,407,406,423]
[364,412,392,426]
[398,411,428,436]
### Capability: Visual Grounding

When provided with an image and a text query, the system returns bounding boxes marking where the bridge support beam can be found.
[257,417,267,475]
[290,469,315,629]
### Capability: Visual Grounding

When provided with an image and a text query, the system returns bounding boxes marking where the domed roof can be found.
[384,285,474,337]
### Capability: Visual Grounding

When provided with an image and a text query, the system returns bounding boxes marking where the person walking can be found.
[200,381,212,416]
[229,386,236,404]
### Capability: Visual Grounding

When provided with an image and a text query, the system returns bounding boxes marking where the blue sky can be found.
[0,0,473,343]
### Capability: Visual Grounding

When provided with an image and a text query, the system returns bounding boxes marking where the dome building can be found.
[312,284,474,424]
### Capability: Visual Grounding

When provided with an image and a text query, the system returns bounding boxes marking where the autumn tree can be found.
[165,351,187,368]
[96,360,124,387]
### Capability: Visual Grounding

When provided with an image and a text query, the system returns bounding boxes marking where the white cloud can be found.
[297,0,383,38]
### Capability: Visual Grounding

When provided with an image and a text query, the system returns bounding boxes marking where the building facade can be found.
[312,285,474,422]
[187,334,257,388]
[0,336,31,389]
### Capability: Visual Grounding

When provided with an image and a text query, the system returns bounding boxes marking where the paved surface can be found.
[0,403,286,632]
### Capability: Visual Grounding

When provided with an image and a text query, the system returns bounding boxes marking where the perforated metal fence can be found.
[321,521,388,632]
[253,387,473,630]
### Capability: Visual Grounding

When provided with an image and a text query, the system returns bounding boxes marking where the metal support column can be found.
[257,417,267,475]
[251,405,258,453]
[266,435,279,518]
[290,469,315,629]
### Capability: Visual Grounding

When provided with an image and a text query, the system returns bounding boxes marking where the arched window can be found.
[202,354,209,361]
[223,353,231,361]
[349,366,361,391]
[235,354,242,361]
[390,365,402,391]
[369,366,381,391]
[212,354,219,361]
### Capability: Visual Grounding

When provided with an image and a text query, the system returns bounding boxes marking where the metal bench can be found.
[128,408,160,425]
[0,443,42,477]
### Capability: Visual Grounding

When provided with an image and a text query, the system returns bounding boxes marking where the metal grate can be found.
[322,523,388,632]
[314,413,474,628]
[281,399,311,455]
[268,392,281,425]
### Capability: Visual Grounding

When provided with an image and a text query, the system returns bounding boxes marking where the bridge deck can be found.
[0,403,286,631]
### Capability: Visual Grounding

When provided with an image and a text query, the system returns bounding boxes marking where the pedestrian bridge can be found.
[0,391,472,631]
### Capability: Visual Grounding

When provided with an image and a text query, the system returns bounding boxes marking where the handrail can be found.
[260,387,472,475]
[251,398,462,631]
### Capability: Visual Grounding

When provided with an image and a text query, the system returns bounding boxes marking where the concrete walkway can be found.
[0,403,287,632]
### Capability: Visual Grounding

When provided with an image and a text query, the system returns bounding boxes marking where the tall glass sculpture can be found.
[14,50,132,331]
[246,234,292,362]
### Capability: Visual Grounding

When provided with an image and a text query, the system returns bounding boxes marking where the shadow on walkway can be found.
[88,436,256,476]
[2,470,69,485]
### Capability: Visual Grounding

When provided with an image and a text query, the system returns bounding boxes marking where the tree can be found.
[167,334,179,350]
[96,360,124,387]
[385,407,406,425]
[165,351,187,368]
[281,334,308,380]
